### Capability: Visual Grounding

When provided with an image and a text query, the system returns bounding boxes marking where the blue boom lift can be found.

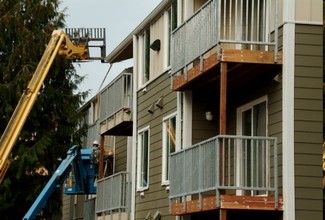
[23,145,97,220]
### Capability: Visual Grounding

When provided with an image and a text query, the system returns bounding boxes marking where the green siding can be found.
[294,24,323,220]
[115,136,128,173]
[136,72,177,220]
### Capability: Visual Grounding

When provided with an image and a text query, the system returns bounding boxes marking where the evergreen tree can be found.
[0,0,88,218]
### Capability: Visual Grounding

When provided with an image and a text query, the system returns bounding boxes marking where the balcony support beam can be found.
[219,62,227,135]
[99,135,105,179]
[220,209,227,220]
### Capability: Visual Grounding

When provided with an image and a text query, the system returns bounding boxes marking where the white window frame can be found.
[137,126,150,191]
[236,95,268,195]
[139,29,150,87]
[163,0,178,70]
[161,112,177,185]
[236,96,268,136]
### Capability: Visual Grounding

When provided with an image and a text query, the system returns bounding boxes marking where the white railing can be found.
[82,121,100,149]
[99,73,132,123]
[84,198,96,220]
[171,0,279,75]
[169,135,279,208]
[96,172,130,214]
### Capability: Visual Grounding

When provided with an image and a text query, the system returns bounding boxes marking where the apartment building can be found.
[67,0,323,220]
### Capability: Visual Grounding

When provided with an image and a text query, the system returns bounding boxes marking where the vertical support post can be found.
[99,135,105,179]
[220,62,227,135]
[219,62,227,196]
[220,209,227,220]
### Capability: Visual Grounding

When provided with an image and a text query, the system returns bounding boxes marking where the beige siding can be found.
[61,193,71,220]
[150,14,165,80]
[192,88,219,144]
[136,73,177,220]
[296,0,322,23]
[115,136,128,173]
[294,24,323,220]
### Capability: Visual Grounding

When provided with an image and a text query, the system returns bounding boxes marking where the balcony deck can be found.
[169,135,282,218]
[171,195,283,215]
[170,0,282,92]
[100,108,132,136]
[172,48,282,91]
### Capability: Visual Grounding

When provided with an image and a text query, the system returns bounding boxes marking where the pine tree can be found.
[0,0,88,218]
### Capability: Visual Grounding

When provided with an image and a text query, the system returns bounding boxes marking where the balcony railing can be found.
[99,72,132,123]
[82,120,100,148]
[96,172,130,214]
[169,135,279,208]
[171,0,279,75]
[84,198,96,220]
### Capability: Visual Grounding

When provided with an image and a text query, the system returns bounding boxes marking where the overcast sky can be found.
[59,0,162,100]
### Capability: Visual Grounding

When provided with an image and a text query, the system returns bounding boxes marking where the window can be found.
[88,99,99,125]
[137,127,150,190]
[166,0,178,67]
[162,113,177,184]
[237,96,268,195]
[142,29,150,85]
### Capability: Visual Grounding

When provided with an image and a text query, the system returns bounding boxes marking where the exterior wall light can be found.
[150,39,161,51]
[205,111,213,121]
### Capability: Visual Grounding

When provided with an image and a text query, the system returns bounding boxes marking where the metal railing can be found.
[96,172,130,214]
[99,72,133,123]
[169,135,279,208]
[171,0,279,75]
[65,28,107,60]
[82,120,100,149]
[84,198,96,220]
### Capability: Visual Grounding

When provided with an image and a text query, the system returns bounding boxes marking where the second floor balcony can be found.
[99,69,133,136]
[96,172,130,218]
[171,0,282,91]
[169,135,283,215]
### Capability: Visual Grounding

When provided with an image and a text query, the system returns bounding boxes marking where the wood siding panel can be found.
[150,14,165,80]
[115,136,127,173]
[294,24,323,220]
[61,193,71,220]
[136,72,177,220]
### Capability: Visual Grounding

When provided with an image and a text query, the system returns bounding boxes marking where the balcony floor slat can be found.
[171,195,283,216]
[172,49,282,91]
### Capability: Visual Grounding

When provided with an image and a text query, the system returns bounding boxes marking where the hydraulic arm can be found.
[0,30,88,183]
[23,145,97,220]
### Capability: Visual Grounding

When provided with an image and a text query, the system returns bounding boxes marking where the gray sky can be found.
[60,0,162,100]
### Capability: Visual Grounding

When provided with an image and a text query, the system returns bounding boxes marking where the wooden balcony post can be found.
[220,209,227,220]
[98,135,105,179]
[220,62,227,135]
[219,62,227,193]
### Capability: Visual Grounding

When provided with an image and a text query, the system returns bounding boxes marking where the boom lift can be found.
[23,145,97,220]
[0,28,106,183]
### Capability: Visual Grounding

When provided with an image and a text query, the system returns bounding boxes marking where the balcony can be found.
[170,0,282,91]
[96,172,130,218]
[84,198,96,220]
[169,135,283,215]
[99,69,133,136]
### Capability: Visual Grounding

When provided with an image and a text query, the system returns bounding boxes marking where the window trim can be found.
[163,0,178,70]
[161,112,177,185]
[141,29,150,86]
[236,95,268,136]
[137,126,150,191]
[236,95,268,196]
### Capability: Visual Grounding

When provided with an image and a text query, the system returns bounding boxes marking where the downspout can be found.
[282,0,295,219]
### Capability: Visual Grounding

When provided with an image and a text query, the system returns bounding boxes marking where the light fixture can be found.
[273,73,282,83]
[150,39,161,51]
[205,111,213,121]
[153,210,161,220]
[148,104,154,114]
[156,97,163,108]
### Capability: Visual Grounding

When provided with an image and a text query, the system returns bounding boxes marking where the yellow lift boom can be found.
[0,28,105,183]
